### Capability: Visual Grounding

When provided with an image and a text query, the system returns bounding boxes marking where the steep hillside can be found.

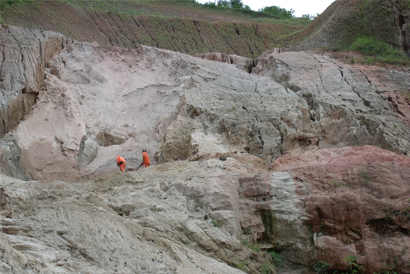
[291,0,410,55]
[2,0,410,58]
[0,0,305,58]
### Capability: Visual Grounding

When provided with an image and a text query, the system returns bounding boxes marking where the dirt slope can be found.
[290,0,410,55]
[1,0,305,58]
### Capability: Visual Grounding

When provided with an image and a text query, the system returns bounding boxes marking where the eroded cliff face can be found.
[0,25,410,274]
[0,25,66,137]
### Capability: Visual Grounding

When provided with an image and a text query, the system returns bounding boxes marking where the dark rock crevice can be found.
[399,13,409,54]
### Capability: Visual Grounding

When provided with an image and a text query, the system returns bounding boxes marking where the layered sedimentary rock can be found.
[0,25,410,273]
[271,145,410,273]
[0,25,66,137]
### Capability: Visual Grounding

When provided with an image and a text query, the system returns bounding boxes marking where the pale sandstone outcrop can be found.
[0,25,410,273]
[0,157,275,274]
[1,26,410,181]
[0,25,66,137]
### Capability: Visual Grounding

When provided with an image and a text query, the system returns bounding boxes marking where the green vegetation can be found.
[342,255,366,274]
[347,37,409,65]
[313,260,330,273]
[350,36,395,56]
[211,219,222,228]
[260,262,273,274]
[375,270,398,274]
[259,5,294,19]
[241,240,260,252]
[0,0,309,58]
[313,255,398,273]
[331,180,351,188]
[203,0,252,11]
[268,251,283,267]
[0,0,32,9]
[402,246,408,255]
[358,167,369,184]
[388,206,410,220]
[1,0,409,63]
[348,36,409,65]
[404,90,410,103]
[374,265,398,274]
[202,0,310,21]
[194,203,203,210]
[236,261,249,270]
[2,0,312,25]
[324,36,410,66]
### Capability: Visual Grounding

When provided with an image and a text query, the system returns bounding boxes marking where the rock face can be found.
[0,25,66,137]
[0,25,410,274]
[271,145,410,273]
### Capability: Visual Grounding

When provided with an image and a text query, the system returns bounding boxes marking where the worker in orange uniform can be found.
[137,149,150,170]
[116,156,126,172]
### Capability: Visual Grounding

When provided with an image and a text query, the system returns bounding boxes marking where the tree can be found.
[229,0,243,9]
[217,0,230,8]
[301,14,313,20]
[259,6,294,19]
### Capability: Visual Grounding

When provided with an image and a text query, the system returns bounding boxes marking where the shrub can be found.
[261,262,273,274]
[349,36,406,59]
[236,261,249,270]
[259,5,294,19]
[342,255,366,273]
[211,219,221,228]
[313,260,330,273]
[241,240,260,251]
[268,251,283,267]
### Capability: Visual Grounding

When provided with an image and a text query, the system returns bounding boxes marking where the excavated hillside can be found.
[0,0,305,58]
[1,1,410,274]
[290,0,410,55]
[2,0,410,57]
[1,20,410,274]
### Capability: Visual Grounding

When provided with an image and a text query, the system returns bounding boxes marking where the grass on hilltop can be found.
[0,0,313,26]
[327,36,410,66]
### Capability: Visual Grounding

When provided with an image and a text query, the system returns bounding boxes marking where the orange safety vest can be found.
[142,152,150,167]
[116,156,126,172]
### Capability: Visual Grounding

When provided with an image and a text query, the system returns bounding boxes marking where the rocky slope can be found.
[291,0,410,55]
[0,23,410,274]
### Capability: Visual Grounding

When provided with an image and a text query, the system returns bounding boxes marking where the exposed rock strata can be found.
[0,25,410,273]
[0,25,66,137]
[1,25,410,182]
[271,145,410,273]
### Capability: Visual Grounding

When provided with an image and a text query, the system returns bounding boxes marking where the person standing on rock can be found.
[137,150,150,170]
[116,156,126,172]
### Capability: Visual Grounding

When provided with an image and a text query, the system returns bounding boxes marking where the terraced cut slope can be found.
[1,0,305,58]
